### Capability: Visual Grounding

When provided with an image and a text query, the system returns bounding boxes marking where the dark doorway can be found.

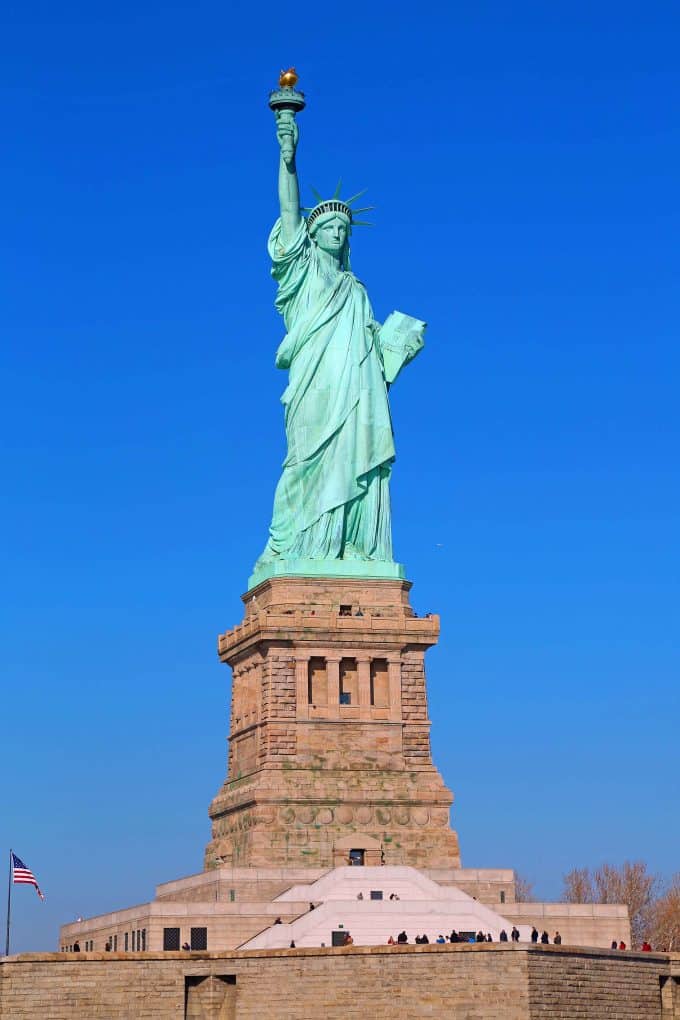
[332,930,349,946]
[349,849,365,866]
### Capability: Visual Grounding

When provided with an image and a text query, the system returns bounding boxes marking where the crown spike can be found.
[345,189,368,206]
[332,178,343,199]
[310,187,324,203]
[351,220,374,227]
[349,206,374,214]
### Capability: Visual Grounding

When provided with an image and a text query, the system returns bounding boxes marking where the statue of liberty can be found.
[251,72,426,588]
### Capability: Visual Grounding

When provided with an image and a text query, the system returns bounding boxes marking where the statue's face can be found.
[313,215,348,256]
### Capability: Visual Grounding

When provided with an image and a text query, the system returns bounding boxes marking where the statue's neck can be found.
[316,247,342,273]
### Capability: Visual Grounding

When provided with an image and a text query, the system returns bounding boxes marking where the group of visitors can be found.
[384,926,565,945]
[356,891,400,900]
[530,927,562,945]
[387,930,490,945]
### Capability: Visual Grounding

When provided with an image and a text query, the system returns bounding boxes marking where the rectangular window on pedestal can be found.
[191,927,208,950]
[339,658,358,705]
[370,659,390,707]
[307,657,328,706]
[163,927,180,951]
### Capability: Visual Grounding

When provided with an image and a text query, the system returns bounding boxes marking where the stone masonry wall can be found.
[260,651,296,763]
[2,945,678,1020]
[527,946,678,1019]
[401,650,433,765]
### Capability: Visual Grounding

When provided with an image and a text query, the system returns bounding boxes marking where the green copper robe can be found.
[254,217,396,570]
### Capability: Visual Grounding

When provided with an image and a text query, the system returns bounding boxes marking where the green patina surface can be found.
[249,557,405,589]
[249,82,425,591]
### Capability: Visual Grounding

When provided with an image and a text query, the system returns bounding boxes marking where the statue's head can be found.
[305,189,373,269]
[309,212,350,259]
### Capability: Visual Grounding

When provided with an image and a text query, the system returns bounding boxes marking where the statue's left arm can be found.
[374,311,427,386]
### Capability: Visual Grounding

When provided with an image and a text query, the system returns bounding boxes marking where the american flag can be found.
[12,853,45,901]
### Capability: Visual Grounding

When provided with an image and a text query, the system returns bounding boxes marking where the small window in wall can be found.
[307,657,328,706]
[191,927,208,950]
[132,930,136,951]
[339,605,352,617]
[370,658,389,708]
[500,890,506,904]
[349,848,364,866]
[229,889,236,902]
[113,934,118,950]
[339,658,357,705]
[141,929,146,951]
[124,932,129,951]
[370,890,383,900]
[163,927,180,951]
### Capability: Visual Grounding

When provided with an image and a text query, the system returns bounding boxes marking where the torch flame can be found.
[279,68,299,88]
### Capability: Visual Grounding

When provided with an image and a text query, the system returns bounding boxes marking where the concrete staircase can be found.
[239,867,521,949]
[275,865,464,903]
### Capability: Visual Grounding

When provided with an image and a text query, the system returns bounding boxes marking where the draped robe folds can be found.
[255,217,396,569]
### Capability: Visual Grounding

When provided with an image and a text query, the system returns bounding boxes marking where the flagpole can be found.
[5,849,12,957]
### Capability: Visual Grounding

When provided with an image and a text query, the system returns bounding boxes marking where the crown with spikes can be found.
[302,180,374,231]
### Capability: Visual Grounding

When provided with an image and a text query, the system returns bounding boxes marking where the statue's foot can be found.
[341,544,372,562]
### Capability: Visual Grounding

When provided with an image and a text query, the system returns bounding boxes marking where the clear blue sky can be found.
[2,1,678,952]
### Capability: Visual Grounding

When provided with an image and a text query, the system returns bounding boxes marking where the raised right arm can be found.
[276,110,302,244]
